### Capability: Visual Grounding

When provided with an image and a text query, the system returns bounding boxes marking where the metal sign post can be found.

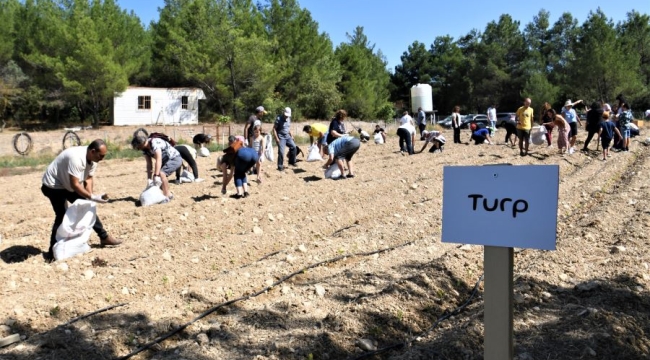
[484,246,513,360]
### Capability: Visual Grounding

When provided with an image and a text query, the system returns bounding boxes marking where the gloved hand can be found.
[153,176,162,187]
[90,194,108,204]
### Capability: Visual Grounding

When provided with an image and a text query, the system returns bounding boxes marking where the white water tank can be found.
[410,84,433,113]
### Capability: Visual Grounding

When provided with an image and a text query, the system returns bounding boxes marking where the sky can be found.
[119,0,649,71]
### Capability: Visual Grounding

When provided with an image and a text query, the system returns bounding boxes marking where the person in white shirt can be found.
[561,99,583,154]
[397,120,416,155]
[131,135,182,200]
[400,111,415,127]
[41,139,122,261]
[487,103,497,135]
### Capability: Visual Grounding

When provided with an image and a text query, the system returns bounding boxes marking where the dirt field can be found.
[1,125,650,360]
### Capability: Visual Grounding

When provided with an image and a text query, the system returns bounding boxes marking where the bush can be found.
[376,103,395,120]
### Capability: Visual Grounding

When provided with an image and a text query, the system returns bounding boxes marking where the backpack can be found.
[149,132,176,146]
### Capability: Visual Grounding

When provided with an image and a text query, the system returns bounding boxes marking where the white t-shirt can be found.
[398,123,416,135]
[42,146,97,192]
[487,107,497,122]
[400,115,414,126]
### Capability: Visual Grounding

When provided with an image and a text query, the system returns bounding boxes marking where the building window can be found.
[138,96,151,110]
[181,96,188,110]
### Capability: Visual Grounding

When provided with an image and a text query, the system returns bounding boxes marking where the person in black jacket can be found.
[582,101,603,152]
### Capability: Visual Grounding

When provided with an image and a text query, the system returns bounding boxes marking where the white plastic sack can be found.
[139,185,167,206]
[324,164,341,179]
[180,169,195,183]
[530,126,546,146]
[264,134,274,161]
[53,199,96,261]
[198,147,210,157]
[374,133,384,144]
[306,144,322,162]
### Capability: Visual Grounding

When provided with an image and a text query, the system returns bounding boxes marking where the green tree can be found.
[263,0,340,119]
[618,10,650,108]
[428,36,468,113]
[568,9,642,104]
[390,41,433,106]
[0,0,20,65]
[522,9,559,106]
[335,26,390,119]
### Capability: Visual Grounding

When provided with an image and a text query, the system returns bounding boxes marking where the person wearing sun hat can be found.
[244,105,268,146]
[561,99,583,154]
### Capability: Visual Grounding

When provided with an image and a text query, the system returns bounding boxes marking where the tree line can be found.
[392,9,650,115]
[1,1,648,129]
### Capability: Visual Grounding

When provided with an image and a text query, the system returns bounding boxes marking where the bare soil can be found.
[1,125,650,360]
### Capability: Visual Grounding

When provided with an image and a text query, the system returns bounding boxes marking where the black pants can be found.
[175,145,199,179]
[397,128,414,154]
[472,134,487,145]
[41,185,107,254]
[504,123,516,143]
[453,127,461,143]
[583,129,599,150]
[418,124,426,138]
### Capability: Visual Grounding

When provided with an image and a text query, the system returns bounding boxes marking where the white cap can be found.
[564,100,573,107]
[284,107,292,117]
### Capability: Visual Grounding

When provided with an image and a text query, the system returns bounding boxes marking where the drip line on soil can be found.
[115,239,419,360]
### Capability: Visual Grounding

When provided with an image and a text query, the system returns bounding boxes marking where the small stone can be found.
[56,263,69,272]
[122,287,129,295]
[268,214,275,221]
[285,254,296,263]
[459,244,472,251]
[355,338,377,351]
[0,334,21,347]
[252,217,259,223]
[4,320,15,326]
[0,325,10,333]
[281,286,291,295]
[559,274,568,281]
[276,213,284,220]
[83,270,94,280]
[253,226,263,235]
[196,333,209,346]
[576,281,599,292]
[586,346,597,356]
[514,293,525,304]
[611,246,626,254]
[6,281,16,290]
[191,258,199,263]
[297,244,307,253]
[410,183,419,190]
[13,308,23,317]
[315,284,326,297]
[541,291,552,299]
[162,251,172,261]
[394,214,401,218]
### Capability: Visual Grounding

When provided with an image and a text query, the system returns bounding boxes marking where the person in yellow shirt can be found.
[515,97,534,156]
[303,123,329,157]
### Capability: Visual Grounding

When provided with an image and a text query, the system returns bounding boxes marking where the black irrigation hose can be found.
[116,240,418,360]
[348,273,485,360]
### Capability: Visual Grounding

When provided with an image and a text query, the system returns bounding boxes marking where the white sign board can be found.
[442,165,559,250]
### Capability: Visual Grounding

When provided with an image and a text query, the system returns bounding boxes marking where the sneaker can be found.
[400,151,405,156]
[277,166,284,171]
[194,178,204,183]
[232,194,242,199]
[100,235,123,247]
[174,179,181,185]
[568,148,575,155]
[346,174,355,178]
[243,191,250,198]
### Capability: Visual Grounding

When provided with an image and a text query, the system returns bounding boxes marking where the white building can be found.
[113,86,206,126]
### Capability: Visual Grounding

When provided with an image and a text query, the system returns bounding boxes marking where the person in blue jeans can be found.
[233,147,259,199]
[273,107,297,171]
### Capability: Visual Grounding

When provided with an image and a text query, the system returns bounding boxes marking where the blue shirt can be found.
[473,128,489,137]
[600,120,616,140]
[562,108,578,123]
[274,115,291,138]
[328,135,354,156]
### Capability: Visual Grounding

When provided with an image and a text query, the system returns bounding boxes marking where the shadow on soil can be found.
[0,245,42,264]
[1,257,649,359]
